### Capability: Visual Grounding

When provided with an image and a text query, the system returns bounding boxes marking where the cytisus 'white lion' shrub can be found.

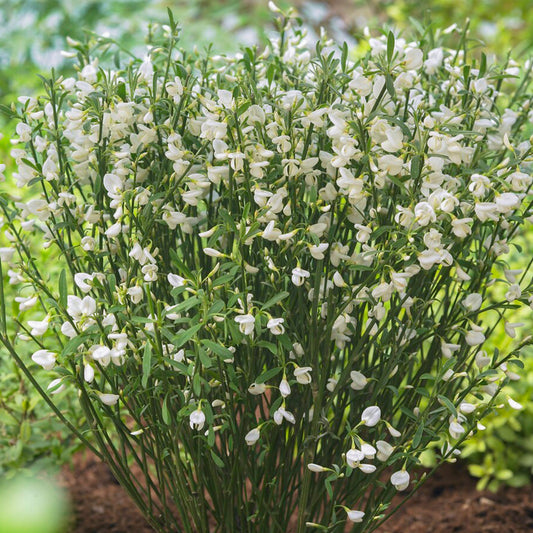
[1,6,533,532]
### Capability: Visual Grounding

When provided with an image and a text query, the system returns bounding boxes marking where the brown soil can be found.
[60,453,533,532]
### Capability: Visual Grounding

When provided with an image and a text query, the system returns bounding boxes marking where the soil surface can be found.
[60,453,533,532]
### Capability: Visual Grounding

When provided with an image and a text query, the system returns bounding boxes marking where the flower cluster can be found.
[1,8,533,532]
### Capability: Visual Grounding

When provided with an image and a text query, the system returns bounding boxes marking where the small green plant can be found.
[2,5,533,532]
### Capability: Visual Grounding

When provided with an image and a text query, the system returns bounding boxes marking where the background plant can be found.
[2,5,533,533]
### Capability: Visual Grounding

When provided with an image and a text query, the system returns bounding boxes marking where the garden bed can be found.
[60,453,533,532]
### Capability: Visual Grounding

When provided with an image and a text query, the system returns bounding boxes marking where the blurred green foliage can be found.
[381,0,533,56]
[462,355,533,491]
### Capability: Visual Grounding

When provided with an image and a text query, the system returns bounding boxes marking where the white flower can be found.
[267,317,285,335]
[452,218,473,238]
[378,154,403,175]
[291,267,310,286]
[376,441,394,461]
[67,295,96,321]
[441,342,461,358]
[294,366,312,385]
[346,448,365,468]
[27,316,50,336]
[203,247,224,258]
[504,322,524,338]
[103,173,124,197]
[307,463,327,472]
[279,378,291,397]
[105,221,122,238]
[248,382,267,395]
[350,370,367,390]
[361,405,381,427]
[462,293,482,312]
[273,407,295,425]
[262,221,282,241]
[449,419,465,439]
[127,286,144,304]
[387,424,402,438]
[404,47,423,70]
[505,284,522,302]
[167,273,186,288]
[414,202,436,226]
[0,247,15,262]
[390,470,410,491]
[465,325,485,346]
[31,349,56,370]
[189,409,206,430]
[47,378,65,395]
[81,236,95,251]
[508,397,523,410]
[475,351,491,369]
[16,296,38,311]
[98,393,120,406]
[459,402,476,414]
[309,243,329,260]
[354,224,372,243]
[245,428,260,445]
[74,273,94,293]
[84,364,95,383]
[358,464,376,474]
[347,510,365,523]
[361,443,376,459]
[495,192,520,213]
[235,314,255,335]
[475,202,499,222]
[381,125,403,152]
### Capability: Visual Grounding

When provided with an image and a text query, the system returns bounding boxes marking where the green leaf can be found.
[324,477,333,498]
[192,373,202,396]
[410,155,422,181]
[171,296,201,314]
[198,347,212,369]
[162,395,170,425]
[261,291,289,311]
[385,73,396,99]
[19,419,31,443]
[412,422,424,448]
[142,343,152,388]
[257,340,277,355]
[387,31,395,64]
[479,52,487,78]
[438,395,458,417]
[256,366,281,384]
[341,41,348,72]
[61,335,87,357]
[59,269,68,308]
[173,324,202,347]
[210,450,225,468]
[201,339,233,360]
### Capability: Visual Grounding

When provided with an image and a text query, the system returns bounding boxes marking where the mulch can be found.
[59,453,533,532]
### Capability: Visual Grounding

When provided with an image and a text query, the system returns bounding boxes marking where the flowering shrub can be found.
[1,6,533,532]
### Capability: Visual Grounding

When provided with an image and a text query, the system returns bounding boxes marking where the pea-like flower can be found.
[294,366,312,385]
[291,267,310,286]
[31,349,56,370]
[245,428,260,446]
[361,405,381,427]
[235,314,255,336]
[390,470,410,491]
[347,510,365,523]
[267,317,285,335]
[189,409,206,431]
